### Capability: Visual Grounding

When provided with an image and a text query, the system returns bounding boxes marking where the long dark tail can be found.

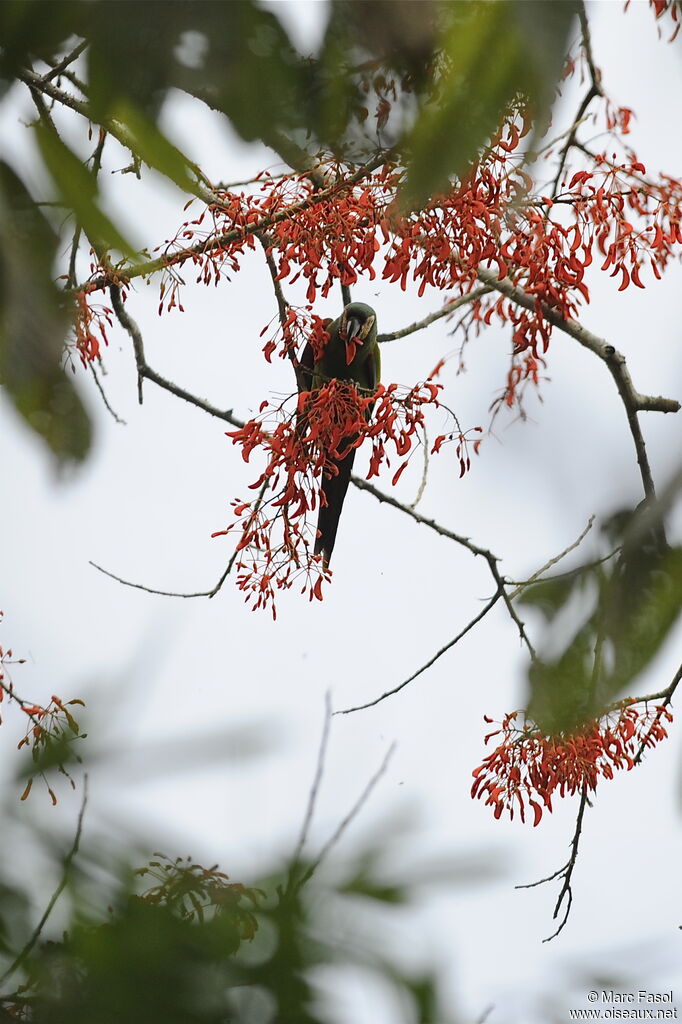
[314,446,357,568]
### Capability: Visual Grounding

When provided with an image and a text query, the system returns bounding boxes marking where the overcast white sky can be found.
[2,3,682,1022]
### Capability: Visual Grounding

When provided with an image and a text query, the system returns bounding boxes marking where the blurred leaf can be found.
[520,571,583,622]
[0,0,79,78]
[0,162,91,463]
[401,0,579,209]
[110,101,199,195]
[36,124,137,256]
[83,1,308,151]
[83,0,181,121]
[524,511,682,733]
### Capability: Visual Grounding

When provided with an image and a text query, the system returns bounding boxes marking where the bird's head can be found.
[339,302,376,366]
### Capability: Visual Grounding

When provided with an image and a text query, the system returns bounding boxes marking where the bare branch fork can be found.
[339,513,599,715]
[516,784,589,943]
[351,475,536,662]
[109,285,243,427]
[283,693,396,899]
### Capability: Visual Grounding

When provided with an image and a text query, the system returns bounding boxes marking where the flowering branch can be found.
[633,659,682,765]
[82,152,389,294]
[516,657,680,941]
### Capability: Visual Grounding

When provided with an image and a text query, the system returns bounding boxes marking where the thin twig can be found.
[505,547,617,590]
[509,516,595,601]
[549,87,599,200]
[40,40,87,83]
[89,361,126,425]
[337,590,502,715]
[284,693,334,896]
[89,560,227,599]
[409,427,429,511]
[578,0,602,96]
[293,742,396,891]
[351,475,535,658]
[109,284,243,426]
[515,783,589,943]
[633,660,682,766]
[0,777,88,986]
[549,2,604,199]
[89,479,269,600]
[256,232,304,387]
[544,785,589,942]
[68,129,107,286]
[377,287,492,343]
[19,67,220,205]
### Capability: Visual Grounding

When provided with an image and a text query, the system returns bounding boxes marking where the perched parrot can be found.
[298,302,380,568]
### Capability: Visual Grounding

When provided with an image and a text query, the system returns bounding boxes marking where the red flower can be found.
[472,702,673,825]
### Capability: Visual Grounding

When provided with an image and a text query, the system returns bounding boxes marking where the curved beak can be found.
[344,317,362,341]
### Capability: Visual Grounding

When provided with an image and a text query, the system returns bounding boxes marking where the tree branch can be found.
[90,478,269,600]
[109,285,243,426]
[76,150,387,293]
[18,67,220,207]
[89,360,126,425]
[516,783,589,942]
[508,515,595,601]
[351,475,536,659]
[293,742,396,892]
[337,589,502,715]
[632,660,682,766]
[474,265,679,501]
[40,40,87,84]
[283,693,333,897]
[377,286,493,343]
[549,2,604,199]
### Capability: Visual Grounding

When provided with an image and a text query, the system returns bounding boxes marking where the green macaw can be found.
[298,301,380,568]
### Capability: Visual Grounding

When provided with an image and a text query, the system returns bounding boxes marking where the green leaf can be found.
[36,123,137,256]
[0,161,91,463]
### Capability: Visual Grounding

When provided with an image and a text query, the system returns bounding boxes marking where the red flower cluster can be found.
[73,288,113,363]
[471,702,673,826]
[213,375,453,616]
[1,617,85,805]
[16,694,86,804]
[259,305,330,365]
